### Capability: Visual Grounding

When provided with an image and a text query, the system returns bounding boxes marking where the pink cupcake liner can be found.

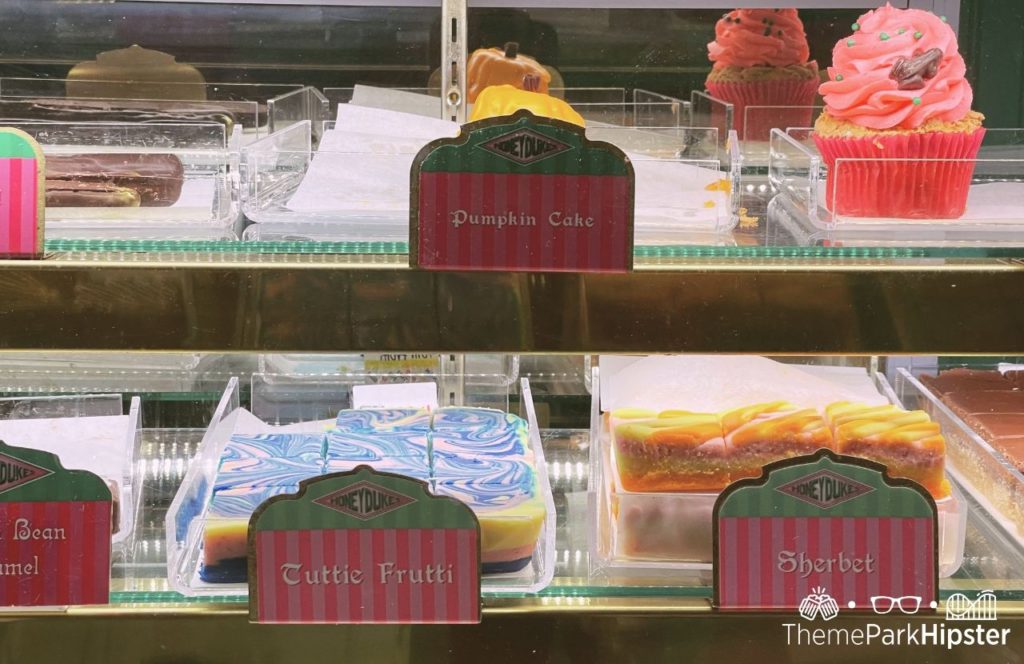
[706,77,819,141]
[812,128,986,219]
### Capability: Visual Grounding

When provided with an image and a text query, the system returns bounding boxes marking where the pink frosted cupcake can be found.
[706,9,820,140]
[814,4,985,219]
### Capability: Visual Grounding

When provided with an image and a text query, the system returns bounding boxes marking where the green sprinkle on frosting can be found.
[914,31,923,39]
[835,74,844,82]
[847,39,856,47]
[941,15,948,22]
[880,32,890,41]
[851,22,860,31]
[912,97,922,105]
[898,28,906,35]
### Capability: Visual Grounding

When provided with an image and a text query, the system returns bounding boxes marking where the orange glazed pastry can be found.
[723,402,834,481]
[829,403,950,499]
[612,412,727,492]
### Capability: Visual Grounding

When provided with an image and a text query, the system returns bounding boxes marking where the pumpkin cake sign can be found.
[410,109,634,273]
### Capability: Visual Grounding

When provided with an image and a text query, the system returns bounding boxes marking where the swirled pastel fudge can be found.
[814,3,984,218]
[430,454,545,573]
[326,415,430,477]
[220,432,325,465]
[722,402,834,481]
[705,8,819,139]
[201,485,298,583]
[215,433,325,490]
[429,407,531,459]
[826,402,950,499]
[335,408,431,433]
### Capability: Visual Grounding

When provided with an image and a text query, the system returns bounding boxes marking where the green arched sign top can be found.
[716,450,936,519]
[0,129,43,159]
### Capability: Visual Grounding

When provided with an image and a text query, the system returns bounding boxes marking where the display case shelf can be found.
[0,255,1021,354]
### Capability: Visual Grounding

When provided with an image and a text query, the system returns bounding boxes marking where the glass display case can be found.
[0,0,1023,661]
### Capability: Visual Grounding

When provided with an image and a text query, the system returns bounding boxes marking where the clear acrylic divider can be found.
[0,393,140,551]
[265,86,330,142]
[632,89,690,129]
[0,78,314,141]
[8,120,239,240]
[244,117,740,242]
[167,373,554,597]
[690,90,733,147]
[323,86,626,123]
[589,362,966,584]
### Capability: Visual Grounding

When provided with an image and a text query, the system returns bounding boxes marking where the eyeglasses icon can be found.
[870,595,922,615]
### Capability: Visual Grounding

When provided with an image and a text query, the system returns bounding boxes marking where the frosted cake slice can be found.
[201,485,298,583]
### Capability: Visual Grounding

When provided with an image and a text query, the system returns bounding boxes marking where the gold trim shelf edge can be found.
[0,260,1022,353]
[0,597,1020,619]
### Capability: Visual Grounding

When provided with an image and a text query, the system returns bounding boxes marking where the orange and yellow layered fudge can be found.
[827,402,950,499]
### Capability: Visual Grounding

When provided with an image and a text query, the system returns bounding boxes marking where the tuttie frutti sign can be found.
[249,465,481,624]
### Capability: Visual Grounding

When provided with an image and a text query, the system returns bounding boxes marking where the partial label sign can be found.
[362,353,440,375]
[0,441,111,607]
[249,466,480,624]
[410,110,634,273]
[714,450,938,612]
[0,128,45,258]
[351,382,439,411]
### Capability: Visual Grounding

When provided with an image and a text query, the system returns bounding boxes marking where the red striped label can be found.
[0,158,40,256]
[255,528,479,624]
[417,172,631,272]
[0,501,110,606]
[717,516,935,610]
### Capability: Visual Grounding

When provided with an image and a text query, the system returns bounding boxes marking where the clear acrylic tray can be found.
[166,373,556,597]
[7,120,239,240]
[242,88,740,243]
[897,368,1024,548]
[589,362,966,582]
[0,393,141,552]
[769,126,1024,245]
[0,79,327,144]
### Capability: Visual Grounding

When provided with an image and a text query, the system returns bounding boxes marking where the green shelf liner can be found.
[41,238,1024,260]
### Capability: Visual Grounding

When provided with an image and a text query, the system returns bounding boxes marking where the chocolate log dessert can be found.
[46,153,184,207]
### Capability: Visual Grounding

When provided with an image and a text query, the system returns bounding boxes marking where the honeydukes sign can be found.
[410,110,634,273]
[249,465,481,624]
[714,450,938,612]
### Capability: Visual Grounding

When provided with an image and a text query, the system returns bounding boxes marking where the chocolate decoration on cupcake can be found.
[889,48,943,90]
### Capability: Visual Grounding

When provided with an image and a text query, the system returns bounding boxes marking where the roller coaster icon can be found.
[945,590,998,621]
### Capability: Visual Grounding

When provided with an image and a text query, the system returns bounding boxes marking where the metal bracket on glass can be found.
[441,0,468,123]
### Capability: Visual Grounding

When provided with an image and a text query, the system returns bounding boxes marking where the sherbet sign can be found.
[410,110,634,273]
[714,451,938,612]
[249,466,481,624]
